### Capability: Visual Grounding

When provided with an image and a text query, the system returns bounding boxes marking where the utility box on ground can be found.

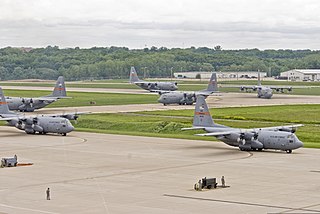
[1,155,18,167]
[194,177,217,190]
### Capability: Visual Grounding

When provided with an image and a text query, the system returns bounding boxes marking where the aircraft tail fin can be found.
[0,87,11,114]
[129,67,140,83]
[48,76,67,97]
[193,95,215,127]
[257,70,261,86]
[206,72,218,92]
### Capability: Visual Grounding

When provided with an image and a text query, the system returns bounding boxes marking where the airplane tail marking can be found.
[0,88,11,114]
[193,95,215,127]
[129,67,141,83]
[49,76,67,97]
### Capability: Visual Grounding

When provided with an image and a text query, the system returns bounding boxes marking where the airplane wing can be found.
[252,124,304,132]
[0,117,19,121]
[151,90,171,95]
[48,112,91,120]
[269,86,293,92]
[38,97,58,102]
[39,96,72,101]
[195,131,233,136]
[240,85,262,91]
[196,90,220,96]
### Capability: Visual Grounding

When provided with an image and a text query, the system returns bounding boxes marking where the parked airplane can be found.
[6,76,69,112]
[240,71,292,98]
[129,67,178,91]
[157,72,219,105]
[182,95,303,153]
[0,87,79,136]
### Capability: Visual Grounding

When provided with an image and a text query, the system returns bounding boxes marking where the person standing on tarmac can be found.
[46,188,51,200]
[221,176,225,187]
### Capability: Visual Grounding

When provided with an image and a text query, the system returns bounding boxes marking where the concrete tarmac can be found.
[0,128,319,213]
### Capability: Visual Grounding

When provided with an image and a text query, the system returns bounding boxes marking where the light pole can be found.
[143,67,147,79]
[170,67,173,81]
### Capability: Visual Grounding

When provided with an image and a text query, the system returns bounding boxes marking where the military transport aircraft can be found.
[240,71,292,98]
[157,72,219,105]
[129,67,178,91]
[6,76,69,112]
[182,95,303,153]
[0,87,79,136]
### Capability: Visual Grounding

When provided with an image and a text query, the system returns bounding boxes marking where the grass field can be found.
[2,89,157,107]
[74,104,320,149]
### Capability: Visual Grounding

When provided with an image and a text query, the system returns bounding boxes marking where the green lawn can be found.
[74,104,320,148]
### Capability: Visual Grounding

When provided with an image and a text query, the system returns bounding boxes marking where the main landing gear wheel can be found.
[286,150,292,154]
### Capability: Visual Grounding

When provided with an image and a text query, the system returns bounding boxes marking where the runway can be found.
[0,128,318,213]
[2,85,153,94]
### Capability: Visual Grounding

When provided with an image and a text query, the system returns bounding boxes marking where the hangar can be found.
[280,69,320,81]
[174,71,267,79]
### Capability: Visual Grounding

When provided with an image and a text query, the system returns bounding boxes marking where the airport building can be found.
[174,71,267,79]
[280,69,320,81]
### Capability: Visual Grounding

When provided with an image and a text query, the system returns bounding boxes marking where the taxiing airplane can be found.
[182,95,303,153]
[0,87,80,136]
[6,76,69,112]
[240,71,292,99]
[157,72,219,105]
[129,67,178,91]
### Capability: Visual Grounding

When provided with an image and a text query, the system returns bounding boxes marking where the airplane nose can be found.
[68,125,74,132]
[296,140,303,148]
[157,97,163,103]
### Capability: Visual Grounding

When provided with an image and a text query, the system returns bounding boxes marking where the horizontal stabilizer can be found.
[181,127,206,131]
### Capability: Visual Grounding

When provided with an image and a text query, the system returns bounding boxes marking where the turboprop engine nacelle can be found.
[32,124,43,132]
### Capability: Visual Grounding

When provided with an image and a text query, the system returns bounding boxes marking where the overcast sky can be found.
[1,0,320,49]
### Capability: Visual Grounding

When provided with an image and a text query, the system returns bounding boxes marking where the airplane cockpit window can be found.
[288,134,295,143]
[66,120,72,126]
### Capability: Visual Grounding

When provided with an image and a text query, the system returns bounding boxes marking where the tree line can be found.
[0,45,320,80]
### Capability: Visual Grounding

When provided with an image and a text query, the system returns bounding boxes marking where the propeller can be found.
[183,93,187,99]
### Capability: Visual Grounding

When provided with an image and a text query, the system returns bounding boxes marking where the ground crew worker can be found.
[198,179,202,191]
[221,176,225,187]
[46,188,50,200]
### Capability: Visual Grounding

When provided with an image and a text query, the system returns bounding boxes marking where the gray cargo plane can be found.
[0,87,78,136]
[6,76,69,112]
[240,71,292,98]
[129,67,178,91]
[157,72,219,105]
[182,95,303,153]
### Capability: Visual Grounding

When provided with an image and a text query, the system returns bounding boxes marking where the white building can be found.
[174,71,267,79]
[280,69,320,81]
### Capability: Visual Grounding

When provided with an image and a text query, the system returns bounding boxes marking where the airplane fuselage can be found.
[257,87,273,99]
[6,97,55,112]
[204,127,303,153]
[13,116,74,135]
[135,81,178,91]
[158,92,196,105]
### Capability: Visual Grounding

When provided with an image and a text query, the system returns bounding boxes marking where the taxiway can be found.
[0,128,319,213]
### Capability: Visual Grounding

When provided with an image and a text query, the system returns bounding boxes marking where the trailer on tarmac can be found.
[1,155,18,167]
